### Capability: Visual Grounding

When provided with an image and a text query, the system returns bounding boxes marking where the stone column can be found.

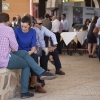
[30,0,33,16]
[93,0,99,8]
[0,0,2,13]
[33,4,37,18]
[51,10,54,16]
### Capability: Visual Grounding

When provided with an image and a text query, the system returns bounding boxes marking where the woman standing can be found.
[87,16,98,58]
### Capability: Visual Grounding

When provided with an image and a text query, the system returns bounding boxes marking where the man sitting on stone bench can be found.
[0,12,57,99]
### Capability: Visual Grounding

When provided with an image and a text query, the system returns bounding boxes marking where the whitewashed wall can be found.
[83,7,94,24]
[46,1,97,29]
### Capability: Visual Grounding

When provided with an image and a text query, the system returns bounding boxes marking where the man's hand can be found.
[28,51,33,55]
[48,47,56,52]
[44,48,49,55]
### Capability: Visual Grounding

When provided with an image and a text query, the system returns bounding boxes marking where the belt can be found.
[53,32,59,34]
[62,30,68,32]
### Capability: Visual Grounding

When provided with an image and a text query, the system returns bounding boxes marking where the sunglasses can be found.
[36,23,42,25]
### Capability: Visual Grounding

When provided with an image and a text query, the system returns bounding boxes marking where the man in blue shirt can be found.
[35,19,65,75]
[61,13,69,32]
[33,27,46,51]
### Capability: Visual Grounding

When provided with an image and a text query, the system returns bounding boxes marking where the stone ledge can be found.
[0,68,13,74]
[0,68,21,100]
[0,68,21,74]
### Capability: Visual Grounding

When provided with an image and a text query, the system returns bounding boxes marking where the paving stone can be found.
[10,54,100,100]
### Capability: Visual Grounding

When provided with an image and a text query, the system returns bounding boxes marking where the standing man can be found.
[61,14,69,48]
[42,13,54,63]
[61,13,69,32]
[42,13,52,30]
[51,16,61,54]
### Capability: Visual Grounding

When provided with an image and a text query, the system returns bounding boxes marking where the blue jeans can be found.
[7,50,45,93]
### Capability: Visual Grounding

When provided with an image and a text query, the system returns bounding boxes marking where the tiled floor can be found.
[11,53,100,100]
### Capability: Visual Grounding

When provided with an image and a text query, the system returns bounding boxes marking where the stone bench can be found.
[0,68,21,100]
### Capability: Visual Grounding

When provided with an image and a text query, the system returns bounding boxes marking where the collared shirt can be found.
[40,26,58,45]
[33,27,45,49]
[0,23,18,68]
[51,19,60,33]
[61,19,69,31]
[96,17,100,35]
[59,22,63,33]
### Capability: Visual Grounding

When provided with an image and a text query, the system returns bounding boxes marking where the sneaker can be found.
[40,71,57,80]
[21,92,34,99]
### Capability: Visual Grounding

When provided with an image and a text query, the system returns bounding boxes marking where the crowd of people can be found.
[0,12,67,99]
[0,11,100,99]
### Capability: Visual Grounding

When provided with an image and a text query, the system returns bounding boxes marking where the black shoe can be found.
[21,92,34,99]
[40,71,57,80]
[41,80,45,87]
[29,87,35,90]
[55,70,65,75]
[38,79,45,87]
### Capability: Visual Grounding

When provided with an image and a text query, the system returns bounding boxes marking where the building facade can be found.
[1,0,100,21]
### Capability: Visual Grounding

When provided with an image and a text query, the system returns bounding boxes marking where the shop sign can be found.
[33,0,39,4]
[2,3,10,10]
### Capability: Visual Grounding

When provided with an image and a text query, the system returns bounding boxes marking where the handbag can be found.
[93,27,99,37]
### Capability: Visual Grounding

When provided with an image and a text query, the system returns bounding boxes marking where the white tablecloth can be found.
[61,31,88,46]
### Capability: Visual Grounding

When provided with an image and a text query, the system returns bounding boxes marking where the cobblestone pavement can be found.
[11,53,100,100]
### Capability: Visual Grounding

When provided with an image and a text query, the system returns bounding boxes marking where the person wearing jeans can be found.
[0,13,56,99]
[14,15,47,93]
[8,50,44,92]
[96,17,100,61]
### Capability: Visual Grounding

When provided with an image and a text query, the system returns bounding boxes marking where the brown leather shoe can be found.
[55,70,65,75]
[30,76,41,88]
[35,86,46,93]
[30,82,41,88]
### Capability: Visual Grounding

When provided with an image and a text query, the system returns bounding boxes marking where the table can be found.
[61,31,88,46]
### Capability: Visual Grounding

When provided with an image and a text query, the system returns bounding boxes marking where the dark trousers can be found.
[40,49,61,71]
[30,53,38,76]
[54,32,62,54]
[30,53,43,83]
